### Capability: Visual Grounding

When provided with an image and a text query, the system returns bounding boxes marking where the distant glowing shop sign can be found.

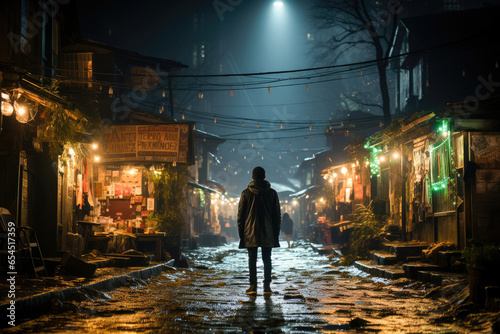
[102,124,191,163]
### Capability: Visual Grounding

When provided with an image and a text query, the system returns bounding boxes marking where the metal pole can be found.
[401,143,407,242]
[168,72,174,118]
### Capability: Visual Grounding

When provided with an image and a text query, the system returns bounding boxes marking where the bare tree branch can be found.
[311,0,399,121]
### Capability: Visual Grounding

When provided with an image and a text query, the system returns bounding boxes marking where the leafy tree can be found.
[39,80,97,160]
[312,0,402,121]
[148,164,189,248]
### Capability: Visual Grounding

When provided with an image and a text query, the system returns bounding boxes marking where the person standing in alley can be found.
[281,213,293,248]
[238,166,281,295]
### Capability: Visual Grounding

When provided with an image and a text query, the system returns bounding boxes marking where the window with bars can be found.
[60,53,93,86]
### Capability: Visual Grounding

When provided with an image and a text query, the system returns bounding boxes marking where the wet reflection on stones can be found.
[3,240,492,333]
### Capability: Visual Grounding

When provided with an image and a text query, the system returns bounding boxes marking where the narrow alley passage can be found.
[5,241,480,333]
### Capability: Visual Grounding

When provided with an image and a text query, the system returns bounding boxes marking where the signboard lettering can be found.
[102,124,192,163]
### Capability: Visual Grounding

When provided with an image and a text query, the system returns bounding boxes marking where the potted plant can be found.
[462,240,500,305]
[340,200,387,265]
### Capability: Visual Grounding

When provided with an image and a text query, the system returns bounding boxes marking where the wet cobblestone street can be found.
[4,241,489,333]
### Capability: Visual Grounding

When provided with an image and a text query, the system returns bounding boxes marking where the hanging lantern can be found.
[268,87,271,94]
[162,90,166,98]
[198,91,204,99]
[257,122,259,128]
[214,116,217,123]
[108,87,114,96]
[1,92,14,116]
[230,89,233,96]
[309,124,312,131]
[306,84,309,90]
[182,113,185,120]
[360,67,363,76]
[280,122,283,129]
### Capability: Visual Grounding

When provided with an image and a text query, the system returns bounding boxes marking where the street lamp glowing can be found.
[273,1,284,7]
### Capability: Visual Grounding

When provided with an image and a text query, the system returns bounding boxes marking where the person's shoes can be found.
[246,284,257,295]
[263,282,272,295]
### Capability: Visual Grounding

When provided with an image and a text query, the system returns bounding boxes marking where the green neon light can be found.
[431,120,453,192]
[432,177,450,191]
[430,136,450,152]
[369,146,383,177]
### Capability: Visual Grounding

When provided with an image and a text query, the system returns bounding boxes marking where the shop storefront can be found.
[80,122,194,259]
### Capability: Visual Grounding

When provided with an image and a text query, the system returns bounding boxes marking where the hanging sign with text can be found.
[102,124,192,163]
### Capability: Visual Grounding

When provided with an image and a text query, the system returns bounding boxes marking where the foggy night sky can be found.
[74,0,370,194]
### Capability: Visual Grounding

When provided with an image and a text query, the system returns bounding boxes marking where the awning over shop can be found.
[188,180,221,194]
[271,182,296,194]
[289,184,322,199]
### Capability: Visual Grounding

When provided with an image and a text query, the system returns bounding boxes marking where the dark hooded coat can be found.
[237,180,281,249]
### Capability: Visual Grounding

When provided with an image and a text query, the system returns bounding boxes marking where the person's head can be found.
[252,166,266,180]
[283,213,289,219]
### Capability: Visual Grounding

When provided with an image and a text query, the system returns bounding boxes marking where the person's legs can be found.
[286,234,291,247]
[247,247,258,283]
[262,247,272,294]
[246,247,258,294]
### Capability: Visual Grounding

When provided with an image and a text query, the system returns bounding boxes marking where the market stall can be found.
[83,121,194,260]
